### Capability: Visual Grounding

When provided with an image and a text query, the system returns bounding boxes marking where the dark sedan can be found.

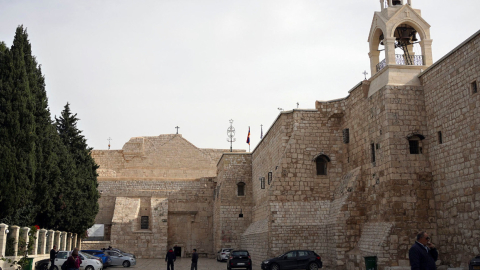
[261,250,322,270]
[227,250,252,270]
[34,258,50,270]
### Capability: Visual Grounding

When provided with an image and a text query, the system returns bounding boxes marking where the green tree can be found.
[0,26,37,226]
[56,103,99,234]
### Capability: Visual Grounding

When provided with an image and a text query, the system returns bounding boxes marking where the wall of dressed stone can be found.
[420,31,480,268]
[213,153,253,251]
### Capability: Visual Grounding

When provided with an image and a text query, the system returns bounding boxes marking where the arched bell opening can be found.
[369,28,387,75]
[392,22,425,67]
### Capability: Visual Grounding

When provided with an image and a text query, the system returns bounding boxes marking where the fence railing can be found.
[376,54,425,72]
[0,223,80,258]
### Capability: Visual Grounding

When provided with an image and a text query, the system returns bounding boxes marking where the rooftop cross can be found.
[363,70,369,80]
[107,137,112,150]
[175,126,180,134]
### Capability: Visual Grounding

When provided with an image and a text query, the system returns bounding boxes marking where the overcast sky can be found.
[1,0,478,152]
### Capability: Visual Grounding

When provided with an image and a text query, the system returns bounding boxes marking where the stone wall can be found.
[420,30,480,268]
[213,153,253,251]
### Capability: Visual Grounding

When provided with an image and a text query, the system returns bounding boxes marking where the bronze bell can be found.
[380,34,385,45]
[400,30,411,44]
[393,0,402,5]
[411,32,418,42]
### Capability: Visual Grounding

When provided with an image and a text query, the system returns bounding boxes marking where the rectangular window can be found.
[343,129,350,144]
[438,131,443,144]
[371,143,375,163]
[472,81,478,94]
[409,140,420,154]
[141,216,149,229]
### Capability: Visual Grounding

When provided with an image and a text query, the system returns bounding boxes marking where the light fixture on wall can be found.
[239,209,244,218]
[5,229,9,234]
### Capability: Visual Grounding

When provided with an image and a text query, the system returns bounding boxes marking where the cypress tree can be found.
[56,103,99,234]
[0,26,37,226]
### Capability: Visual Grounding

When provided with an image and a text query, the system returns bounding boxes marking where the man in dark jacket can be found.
[191,249,198,270]
[165,248,176,270]
[49,245,58,270]
[409,231,438,270]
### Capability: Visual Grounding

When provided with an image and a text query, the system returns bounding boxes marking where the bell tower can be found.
[366,0,433,96]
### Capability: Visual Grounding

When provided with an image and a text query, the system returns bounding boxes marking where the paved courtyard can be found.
[109,258,262,270]
[107,257,334,270]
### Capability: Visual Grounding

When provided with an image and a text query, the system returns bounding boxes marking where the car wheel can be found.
[85,266,94,270]
[271,263,280,270]
[122,260,131,267]
[308,262,319,270]
[217,256,220,262]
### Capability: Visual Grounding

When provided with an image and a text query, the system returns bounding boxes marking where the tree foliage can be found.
[0,26,99,234]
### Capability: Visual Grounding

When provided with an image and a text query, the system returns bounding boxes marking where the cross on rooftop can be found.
[175,126,180,134]
[363,70,369,80]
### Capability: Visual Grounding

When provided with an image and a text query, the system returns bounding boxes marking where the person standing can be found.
[191,249,198,270]
[49,245,58,270]
[66,248,82,270]
[409,231,438,270]
[165,248,176,270]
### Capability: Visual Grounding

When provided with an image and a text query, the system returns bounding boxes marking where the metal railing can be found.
[395,54,424,66]
[376,55,424,72]
[376,59,387,72]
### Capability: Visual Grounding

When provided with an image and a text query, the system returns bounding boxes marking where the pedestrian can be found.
[49,245,58,270]
[409,231,438,270]
[66,248,82,270]
[165,248,176,270]
[191,249,198,270]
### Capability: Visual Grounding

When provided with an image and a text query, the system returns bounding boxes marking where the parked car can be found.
[217,248,234,261]
[81,250,112,268]
[261,250,322,270]
[227,250,252,270]
[104,250,136,267]
[102,248,136,259]
[34,258,50,270]
[48,250,104,270]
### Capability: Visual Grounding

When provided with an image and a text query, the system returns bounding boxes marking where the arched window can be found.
[237,182,246,196]
[315,155,330,175]
[407,134,425,154]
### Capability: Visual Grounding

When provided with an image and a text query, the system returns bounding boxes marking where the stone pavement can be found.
[109,258,262,270]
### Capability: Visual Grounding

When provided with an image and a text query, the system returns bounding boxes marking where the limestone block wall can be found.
[240,219,269,266]
[92,134,243,180]
[109,197,168,258]
[327,81,437,269]
[420,31,480,267]
[214,153,253,251]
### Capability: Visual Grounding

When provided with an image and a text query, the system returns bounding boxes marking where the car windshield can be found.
[232,251,248,256]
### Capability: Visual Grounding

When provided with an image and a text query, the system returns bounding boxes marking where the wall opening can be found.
[472,81,478,94]
[438,131,443,144]
[237,182,245,196]
[141,216,149,229]
[315,155,330,175]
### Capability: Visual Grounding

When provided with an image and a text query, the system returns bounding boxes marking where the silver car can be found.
[217,248,233,262]
[104,250,136,267]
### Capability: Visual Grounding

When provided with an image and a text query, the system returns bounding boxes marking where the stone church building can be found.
[85,1,479,269]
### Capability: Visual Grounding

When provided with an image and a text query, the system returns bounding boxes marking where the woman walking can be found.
[66,248,82,270]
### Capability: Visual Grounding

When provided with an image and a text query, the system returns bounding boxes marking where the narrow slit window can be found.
[438,131,443,144]
[371,143,376,163]
[472,81,478,94]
